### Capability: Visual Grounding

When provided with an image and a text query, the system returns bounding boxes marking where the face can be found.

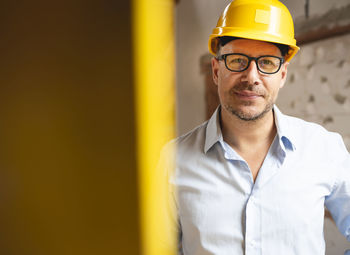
[211,39,289,121]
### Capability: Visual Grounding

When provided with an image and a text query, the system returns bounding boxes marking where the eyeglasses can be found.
[216,53,284,74]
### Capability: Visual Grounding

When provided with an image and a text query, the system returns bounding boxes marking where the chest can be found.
[175,152,336,253]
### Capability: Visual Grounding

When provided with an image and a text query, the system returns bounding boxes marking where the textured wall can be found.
[277,33,350,150]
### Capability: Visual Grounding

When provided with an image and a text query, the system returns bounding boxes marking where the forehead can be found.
[221,39,281,56]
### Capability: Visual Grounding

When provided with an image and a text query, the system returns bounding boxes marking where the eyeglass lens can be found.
[225,54,282,74]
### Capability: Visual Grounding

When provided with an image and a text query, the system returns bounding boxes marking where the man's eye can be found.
[260,59,274,66]
[229,58,247,66]
[232,58,244,63]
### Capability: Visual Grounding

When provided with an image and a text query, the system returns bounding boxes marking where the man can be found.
[168,0,350,254]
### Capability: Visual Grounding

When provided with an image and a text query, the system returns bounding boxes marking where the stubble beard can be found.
[225,100,274,121]
[223,83,275,122]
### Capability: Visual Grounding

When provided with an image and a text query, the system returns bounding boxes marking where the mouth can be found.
[234,90,263,100]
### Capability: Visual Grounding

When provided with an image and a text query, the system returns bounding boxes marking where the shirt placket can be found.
[245,192,261,255]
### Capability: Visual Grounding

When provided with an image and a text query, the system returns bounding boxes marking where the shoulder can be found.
[285,114,342,139]
[177,121,208,144]
[158,121,210,180]
[174,121,209,155]
[160,120,209,163]
[283,113,348,156]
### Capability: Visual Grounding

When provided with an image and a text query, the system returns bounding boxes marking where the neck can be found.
[220,106,277,152]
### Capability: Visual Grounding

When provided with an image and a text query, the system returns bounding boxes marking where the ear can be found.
[211,57,219,86]
[279,61,289,89]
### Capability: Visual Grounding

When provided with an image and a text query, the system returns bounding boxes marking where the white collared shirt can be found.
[171,106,350,255]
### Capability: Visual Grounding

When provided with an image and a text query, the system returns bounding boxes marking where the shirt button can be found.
[250,240,258,248]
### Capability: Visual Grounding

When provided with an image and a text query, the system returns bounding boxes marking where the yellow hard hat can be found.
[209,0,299,62]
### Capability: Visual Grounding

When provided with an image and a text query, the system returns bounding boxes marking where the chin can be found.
[225,104,273,122]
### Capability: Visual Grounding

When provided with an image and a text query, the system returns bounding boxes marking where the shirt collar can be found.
[204,105,297,154]
[273,105,297,151]
[204,107,223,153]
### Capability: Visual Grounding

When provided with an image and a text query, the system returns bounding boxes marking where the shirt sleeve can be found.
[325,154,350,245]
[156,141,181,254]
[159,141,184,255]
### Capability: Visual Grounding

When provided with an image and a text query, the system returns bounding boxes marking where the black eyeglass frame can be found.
[216,53,285,74]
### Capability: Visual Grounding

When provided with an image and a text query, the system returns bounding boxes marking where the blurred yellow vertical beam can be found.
[133,0,177,255]
[0,1,140,254]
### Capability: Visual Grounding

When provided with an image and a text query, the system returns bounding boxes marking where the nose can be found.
[240,60,260,85]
